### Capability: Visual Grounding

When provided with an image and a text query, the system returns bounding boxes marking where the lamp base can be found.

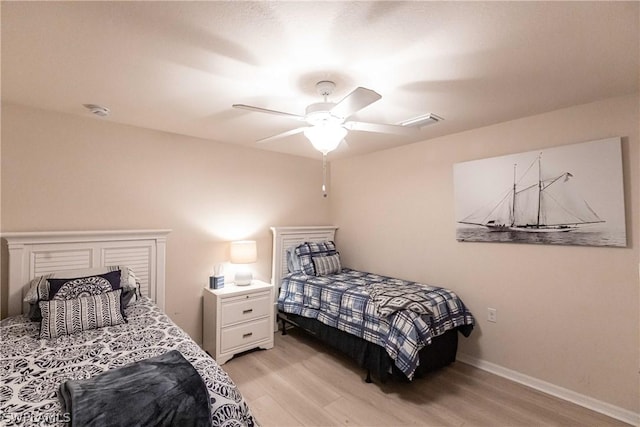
[234,271,252,286]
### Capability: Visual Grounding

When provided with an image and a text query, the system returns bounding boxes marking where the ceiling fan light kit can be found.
[233,80,443,196]
[232,80,443,155]
[304,122,347,155]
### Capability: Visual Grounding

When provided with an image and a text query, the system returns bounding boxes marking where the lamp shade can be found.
[304,123,347,154]
[230,240,257,264]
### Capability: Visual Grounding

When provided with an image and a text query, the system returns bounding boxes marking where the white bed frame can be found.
[3,229,171,316]
[270,225,338,291]
[269,225,338,331]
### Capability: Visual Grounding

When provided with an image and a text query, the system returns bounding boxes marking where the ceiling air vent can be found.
[397,113,443,128]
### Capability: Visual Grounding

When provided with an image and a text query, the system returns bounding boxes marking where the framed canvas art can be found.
[454,137,626,247]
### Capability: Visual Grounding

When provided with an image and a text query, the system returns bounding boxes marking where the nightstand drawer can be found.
[221,291,271,326]
[220,317,272,352]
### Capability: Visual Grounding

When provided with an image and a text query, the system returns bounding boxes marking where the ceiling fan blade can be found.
[330,87,381,119]
[256,127,308,143]
[233,104,305,120]
[344,121,419,136]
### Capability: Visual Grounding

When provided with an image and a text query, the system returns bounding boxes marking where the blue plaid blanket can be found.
[277,269,475,380]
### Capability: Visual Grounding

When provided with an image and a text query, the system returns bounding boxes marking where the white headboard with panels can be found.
[270,226,338,290]
[3,229,170,316]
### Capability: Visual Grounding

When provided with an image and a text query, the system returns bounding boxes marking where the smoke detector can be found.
[83,104,110,117]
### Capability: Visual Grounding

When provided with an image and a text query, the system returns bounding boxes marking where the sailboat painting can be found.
[454,138,626,247]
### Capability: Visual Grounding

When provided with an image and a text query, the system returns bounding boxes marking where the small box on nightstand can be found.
[209,276,224,289]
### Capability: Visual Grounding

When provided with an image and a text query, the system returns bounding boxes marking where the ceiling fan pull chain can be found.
[322,154,328,198]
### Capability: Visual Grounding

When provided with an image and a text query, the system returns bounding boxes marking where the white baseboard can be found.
[456,353,639,426]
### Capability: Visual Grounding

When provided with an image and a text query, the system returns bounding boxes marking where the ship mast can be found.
[511,163,517,226]
[536,153,542,227]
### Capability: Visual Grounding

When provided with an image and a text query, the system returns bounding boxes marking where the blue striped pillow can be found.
[312,253,342,276]
[295,241,338,276]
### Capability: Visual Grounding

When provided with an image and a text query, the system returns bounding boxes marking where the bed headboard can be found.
[2,229,171,316]
[270,226,338,289]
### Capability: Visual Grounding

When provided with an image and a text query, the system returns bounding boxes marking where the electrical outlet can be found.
[487,308,497,323]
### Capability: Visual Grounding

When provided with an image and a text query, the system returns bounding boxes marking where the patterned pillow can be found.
[286,247,302,272]
[47,270,121,300]
[24,266,137,305]
[295,241,338,276]
[312,253,342,276]
[26,271,122,322]
[121,269,141,307]
[39,289,125,339]
[24,266,138,321]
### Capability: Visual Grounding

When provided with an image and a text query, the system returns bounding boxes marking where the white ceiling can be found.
[2,1,638,160]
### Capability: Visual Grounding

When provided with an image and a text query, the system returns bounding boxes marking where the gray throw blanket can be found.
[59,350,212,427]
[368,281,435,318]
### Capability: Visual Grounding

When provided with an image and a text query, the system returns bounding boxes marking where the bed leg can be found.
[365,370,372,384]
[280,317,287,335]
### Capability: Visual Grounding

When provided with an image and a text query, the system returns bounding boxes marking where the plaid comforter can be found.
[277,269,475,380]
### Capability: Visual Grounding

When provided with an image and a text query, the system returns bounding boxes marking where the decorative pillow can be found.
[121,269,142,307]
[24,266,136,305]
[295,241,338,276]
[45,270,126,320]
[312,253,342,276]
[24,266,138,318]
[47,270,121,300]
[286,246,302,273]
[24,266,139,321]
[39,289,126,339]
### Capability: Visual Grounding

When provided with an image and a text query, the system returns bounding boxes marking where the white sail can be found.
[459,154,604,232]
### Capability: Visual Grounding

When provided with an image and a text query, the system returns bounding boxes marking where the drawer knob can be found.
[242,309,253,314]
[242,332,253,338]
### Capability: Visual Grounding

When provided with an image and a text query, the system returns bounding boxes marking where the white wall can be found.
[0,103,331,341]
[330,94,639,414]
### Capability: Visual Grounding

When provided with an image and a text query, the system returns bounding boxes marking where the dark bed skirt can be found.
[278,311,464,382]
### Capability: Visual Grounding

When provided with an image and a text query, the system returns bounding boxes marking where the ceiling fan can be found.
[233,80,436,155]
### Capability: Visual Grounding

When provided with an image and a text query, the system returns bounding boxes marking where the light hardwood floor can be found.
[223,329,630,427]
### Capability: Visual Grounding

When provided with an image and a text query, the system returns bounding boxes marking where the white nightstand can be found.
[202,280,274,364]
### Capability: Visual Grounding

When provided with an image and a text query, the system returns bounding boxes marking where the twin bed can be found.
[271,226,475,382]
[1,230,255,426]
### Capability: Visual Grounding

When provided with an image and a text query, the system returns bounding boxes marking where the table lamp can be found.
[230,240,257,286]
